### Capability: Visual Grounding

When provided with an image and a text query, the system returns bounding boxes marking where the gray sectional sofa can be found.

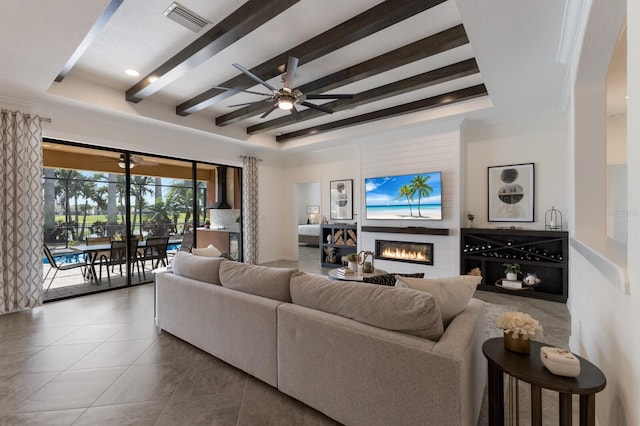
[155,252,487,426]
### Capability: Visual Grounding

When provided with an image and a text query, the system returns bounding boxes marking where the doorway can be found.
[294,182,321,267]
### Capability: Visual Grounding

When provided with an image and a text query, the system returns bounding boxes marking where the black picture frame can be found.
[330,179,353,220]
[488,163,535,222]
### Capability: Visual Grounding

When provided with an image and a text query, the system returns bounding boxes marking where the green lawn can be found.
[54,212,191,224]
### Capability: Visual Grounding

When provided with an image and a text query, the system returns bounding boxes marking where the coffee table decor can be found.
[497,311,543,355]
[361,272,424,286]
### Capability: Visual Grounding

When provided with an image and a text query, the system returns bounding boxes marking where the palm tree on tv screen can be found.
[411,175,433,217]
[396,184,414,216]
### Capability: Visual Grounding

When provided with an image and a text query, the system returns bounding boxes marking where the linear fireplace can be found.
[375,240,434,265]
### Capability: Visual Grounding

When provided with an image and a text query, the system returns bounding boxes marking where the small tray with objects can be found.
[495,279,531,291]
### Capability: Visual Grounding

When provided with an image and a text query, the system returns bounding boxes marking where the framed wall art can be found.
[330,179,353,220]
[488,163,535,222]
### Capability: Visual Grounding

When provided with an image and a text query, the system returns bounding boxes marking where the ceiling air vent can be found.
[162,2,210,33]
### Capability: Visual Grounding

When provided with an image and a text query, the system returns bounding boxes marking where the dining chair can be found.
[96,237,141,281]
[43,245,87,293]
[85,236,111,262]
[138,236,169,277]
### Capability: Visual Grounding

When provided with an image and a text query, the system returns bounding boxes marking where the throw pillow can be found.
[362,272,425,286]
[395,275,481,327]
[171,251,225,285]
[192,244,222,257]
[219,262,296,302]
[290,272,444,341]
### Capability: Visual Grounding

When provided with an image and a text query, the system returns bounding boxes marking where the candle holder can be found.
[545,207,563,230]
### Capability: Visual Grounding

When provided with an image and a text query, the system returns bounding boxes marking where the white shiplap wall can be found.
[359,129,461,276]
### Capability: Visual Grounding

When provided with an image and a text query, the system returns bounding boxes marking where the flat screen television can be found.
[365,171,442,220]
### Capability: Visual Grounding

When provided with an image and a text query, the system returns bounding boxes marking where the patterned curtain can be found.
[242,156,259,264]
[0,110,44,314]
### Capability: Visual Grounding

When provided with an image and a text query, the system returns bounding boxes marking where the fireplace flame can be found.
[381,247,427,261]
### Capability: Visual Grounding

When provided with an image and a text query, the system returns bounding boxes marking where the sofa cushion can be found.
[396,275,481,327]
[290,272,443,340]
[171,251,225,285]
[361,272,425,286]
[219,262,295,302]
[192,244,222,257]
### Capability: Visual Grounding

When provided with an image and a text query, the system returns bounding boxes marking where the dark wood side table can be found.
[483,338,606,426]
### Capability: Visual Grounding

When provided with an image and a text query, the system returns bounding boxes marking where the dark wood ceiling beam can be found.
[125,0,299,103]
[275,84,488,142]
[216,24,469,127]
[247,59,479,134]
[177,0,447,116]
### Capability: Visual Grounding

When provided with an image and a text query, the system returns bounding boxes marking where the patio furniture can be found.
[43,245,87,293]
[85,236,111,261]
[138,236,169,277]
[96,238,141,281]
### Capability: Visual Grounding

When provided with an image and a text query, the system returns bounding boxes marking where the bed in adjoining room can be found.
[297,224,320,246]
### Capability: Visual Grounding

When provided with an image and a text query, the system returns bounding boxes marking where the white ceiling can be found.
[0,0,579,150]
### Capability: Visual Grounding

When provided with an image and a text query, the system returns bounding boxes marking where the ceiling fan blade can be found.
[306,94,354,100]
[301,101,333,114]
[283,56,299,90]
[212,86,270,97]
[260,105,278,119]
[233,63,278,92]
[291,105,302,121]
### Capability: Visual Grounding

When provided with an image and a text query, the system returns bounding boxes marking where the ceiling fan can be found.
[224,56,354,119]
[118,154,159,169]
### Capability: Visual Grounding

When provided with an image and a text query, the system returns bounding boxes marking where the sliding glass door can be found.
[42,140,241,300]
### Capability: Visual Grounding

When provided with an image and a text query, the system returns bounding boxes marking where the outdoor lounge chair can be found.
[43,245,87,293]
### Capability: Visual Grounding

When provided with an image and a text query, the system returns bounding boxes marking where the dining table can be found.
[70,238,182,282]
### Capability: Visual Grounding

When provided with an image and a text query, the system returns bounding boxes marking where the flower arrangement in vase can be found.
[497,311,543,354]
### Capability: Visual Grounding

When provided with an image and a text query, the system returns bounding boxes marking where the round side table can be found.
[482,338,606,426]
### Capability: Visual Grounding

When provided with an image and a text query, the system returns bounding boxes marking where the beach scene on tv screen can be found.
[365,172,442,220]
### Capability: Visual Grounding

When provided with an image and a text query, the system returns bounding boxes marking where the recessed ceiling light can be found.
[125,69,140,77]
[625,95,629,100]
[148,76,159,83]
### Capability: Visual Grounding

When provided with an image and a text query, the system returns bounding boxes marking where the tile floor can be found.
[0,245,571,425]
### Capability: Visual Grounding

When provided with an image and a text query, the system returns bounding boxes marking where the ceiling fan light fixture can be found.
[118,158,135,169]
[278,96,294,110]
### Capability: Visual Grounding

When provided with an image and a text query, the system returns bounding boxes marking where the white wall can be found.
[568,0,639,425]
[282,122,463,275]
[359,129,461,276]
[463,113,568,230]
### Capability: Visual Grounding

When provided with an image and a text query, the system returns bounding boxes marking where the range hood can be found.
[206,166,232,209]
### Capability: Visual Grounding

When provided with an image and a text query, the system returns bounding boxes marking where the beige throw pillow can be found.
[290,272,444,341]
[192,244,222,257]
[171,251,225,285]
[396,275,481,327]
[219,262,296,302]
